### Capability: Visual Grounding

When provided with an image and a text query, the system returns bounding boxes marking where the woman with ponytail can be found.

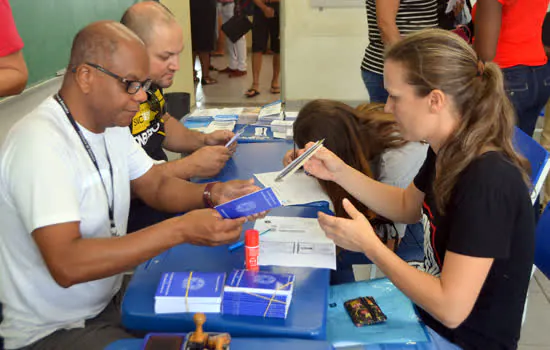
[304,29,534,349]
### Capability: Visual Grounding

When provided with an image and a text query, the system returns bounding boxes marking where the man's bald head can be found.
[121,1,176,44]
[69,20,145,69]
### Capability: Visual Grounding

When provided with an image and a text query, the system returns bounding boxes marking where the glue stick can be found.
[245,229,259,271]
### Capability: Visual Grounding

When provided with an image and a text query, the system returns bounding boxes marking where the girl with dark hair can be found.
[284,100,427,284]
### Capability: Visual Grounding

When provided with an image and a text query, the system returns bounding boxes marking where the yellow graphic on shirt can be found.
[131,89,165,135]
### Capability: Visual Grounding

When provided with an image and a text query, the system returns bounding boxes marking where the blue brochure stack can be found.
[222,269,295,319]
[154,272,226,314]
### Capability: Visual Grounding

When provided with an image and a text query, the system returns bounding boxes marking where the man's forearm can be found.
[145,174,207,213]
[39,220,186,287]
[162,116,207,153]
[154,158,198,180]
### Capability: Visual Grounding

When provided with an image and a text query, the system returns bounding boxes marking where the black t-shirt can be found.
[413,148,535,350]
[129,85,168,161]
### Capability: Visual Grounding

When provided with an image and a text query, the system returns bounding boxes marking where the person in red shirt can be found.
[0,0,28,97]
[473,0,550,136]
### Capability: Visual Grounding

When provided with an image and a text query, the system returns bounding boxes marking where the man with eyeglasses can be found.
[121,2,237,233]
[0,21,261,350]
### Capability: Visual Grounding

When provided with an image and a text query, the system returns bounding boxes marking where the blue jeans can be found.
[503,63,550,136]
[362,69,389,103]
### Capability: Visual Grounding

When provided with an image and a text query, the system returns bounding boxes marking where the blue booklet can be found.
[154,272,226,303]
[224,269,295,295]
[215,187,282,219]
[222,270,295,319]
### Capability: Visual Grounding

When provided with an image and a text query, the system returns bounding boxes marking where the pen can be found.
[275,139,325,182]
[228,228,272,251]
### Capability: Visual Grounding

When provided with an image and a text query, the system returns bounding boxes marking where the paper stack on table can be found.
[222,269,295,319]
[270,120,294,139]
[283,111,299,121]
[254,171,332,207]
[258,100,283,122]
[154,272,226,314]
[239,107,261,124]
[254,217,337,270]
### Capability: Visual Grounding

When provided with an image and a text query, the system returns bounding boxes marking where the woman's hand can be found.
[302,142,349,182]
[318,198,382,254]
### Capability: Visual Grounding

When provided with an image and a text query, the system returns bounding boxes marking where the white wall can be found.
[281,0,370,106]
[162,0,196,107]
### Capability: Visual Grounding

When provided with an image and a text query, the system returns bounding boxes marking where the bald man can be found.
[0,21,258,350]
[121,1,236,232]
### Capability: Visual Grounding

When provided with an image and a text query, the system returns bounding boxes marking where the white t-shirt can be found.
[0,97,154,349]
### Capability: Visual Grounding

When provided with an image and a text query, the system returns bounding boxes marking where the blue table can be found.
[122,142,331,340]
[192,141,293,184]
[122,206,331,339]
[105,338,334,350]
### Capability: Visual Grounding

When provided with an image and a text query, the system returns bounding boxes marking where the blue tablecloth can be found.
[121,141,331,340]
[121,206,331,339]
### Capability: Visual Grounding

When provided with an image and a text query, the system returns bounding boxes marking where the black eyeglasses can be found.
[85,62,152,95]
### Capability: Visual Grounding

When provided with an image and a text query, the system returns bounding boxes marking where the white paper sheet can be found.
[254,171,332,207]
[258,101,283,121]
[254,217,336,269]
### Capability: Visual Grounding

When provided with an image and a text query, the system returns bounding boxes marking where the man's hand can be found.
[210,179,268,221]
[185,146,232,178]
[205,130,234,146]
[176,209,246,246]
[211,179,259,205]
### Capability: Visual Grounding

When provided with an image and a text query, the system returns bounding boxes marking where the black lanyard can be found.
[54,93,118,237]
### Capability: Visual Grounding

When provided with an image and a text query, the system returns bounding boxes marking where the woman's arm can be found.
[304,145,425,224]
[473,0,502,62]
[319,199,493,329]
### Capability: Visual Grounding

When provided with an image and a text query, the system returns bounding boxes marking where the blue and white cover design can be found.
[222,270,295,318]
[215,187,282,219]
[155,272,226,303]
[224,269,295,295]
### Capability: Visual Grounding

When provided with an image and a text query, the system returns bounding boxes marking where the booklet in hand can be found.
[275,139,325,182]
[215,187,282,219]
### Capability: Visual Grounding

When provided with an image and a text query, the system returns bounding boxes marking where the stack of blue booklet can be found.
[154,272,226,314]
[221,270,295,319]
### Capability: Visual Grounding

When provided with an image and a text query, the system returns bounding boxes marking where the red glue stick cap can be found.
[245,229,259,247]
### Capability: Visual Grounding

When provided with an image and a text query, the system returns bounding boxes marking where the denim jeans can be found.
[362,69,389,103]
[503,62,550,136]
